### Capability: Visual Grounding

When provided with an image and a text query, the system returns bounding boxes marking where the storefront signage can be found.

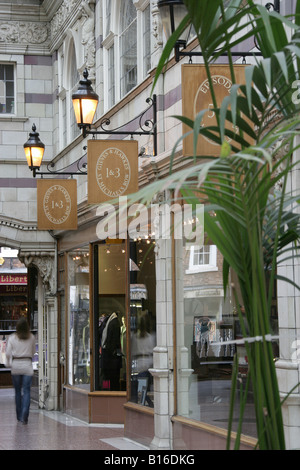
[37,179,77,230]
[181,64,247,156]
[0,285,27,294]
[0,274,27,285]
[87,140,138,204]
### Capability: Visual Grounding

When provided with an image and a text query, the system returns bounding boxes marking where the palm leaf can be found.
[136,0,300,449]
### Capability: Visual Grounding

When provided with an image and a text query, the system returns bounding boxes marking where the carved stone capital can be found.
[80,0,96,78]
[51,0,81,39]
[50,0,96,77]
[19,251,56,296]
[151,0,163,52]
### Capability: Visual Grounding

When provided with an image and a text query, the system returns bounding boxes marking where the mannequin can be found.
[82,319,90,379]
[100,312,121,390]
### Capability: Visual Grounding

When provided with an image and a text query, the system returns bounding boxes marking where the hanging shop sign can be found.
[87,140,138,204]
[181,64,247,157]
[37,179,77,230]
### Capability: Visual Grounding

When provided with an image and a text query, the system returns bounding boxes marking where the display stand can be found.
[0,330,15,387]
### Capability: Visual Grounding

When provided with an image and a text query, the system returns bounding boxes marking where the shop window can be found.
[176,243,279,438]
[94,241,127,391]
[0,247,32,384]
[68,239,156,397]
[0,247,28,330]
[68,247,90,388]
[0,64,15,114]
[129,238,156,408]
[93,238,156,397]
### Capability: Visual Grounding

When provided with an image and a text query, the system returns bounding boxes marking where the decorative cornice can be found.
[0,0,95,59]
[0,2,48,22]
[49,0,82,49]
[41,0,64,21]
[0,217,37,232]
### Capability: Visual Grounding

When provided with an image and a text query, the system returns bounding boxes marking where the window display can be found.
[176,243,279,438]
[68,247,90,388]
[96,241,126,391]
[0,248,34,388]
[129,238,156,407]
[99,310,123,390]
[0,258,28,331]
[67,239,157,398]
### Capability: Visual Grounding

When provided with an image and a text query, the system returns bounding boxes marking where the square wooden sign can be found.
[88,140,139,204]
[182,64,247,157]
[37,179,77,230]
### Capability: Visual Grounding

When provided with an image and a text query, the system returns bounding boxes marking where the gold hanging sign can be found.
[87,140,138,204]
[182,64,247,157]
[37,179,77,230]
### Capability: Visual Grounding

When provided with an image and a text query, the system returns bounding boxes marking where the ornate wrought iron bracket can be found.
[33,94,157,178]
[82,94,158,157]
[33,153,87,178]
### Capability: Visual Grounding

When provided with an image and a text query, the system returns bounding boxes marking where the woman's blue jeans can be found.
[12,375,32,423]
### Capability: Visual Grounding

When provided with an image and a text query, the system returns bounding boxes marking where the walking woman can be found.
[5,317,36,425]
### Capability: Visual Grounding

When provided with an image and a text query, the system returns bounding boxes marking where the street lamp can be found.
[24,67,158,177]
[157,0,190,42]
[24,124,45,177]
[157,0,279,62]
[266,1,280,12]
[72,68,99,134]
[23,123,88,178]
[157,0,191,62]
[72,69,158,154]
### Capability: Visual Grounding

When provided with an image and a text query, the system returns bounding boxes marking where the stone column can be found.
[44,293,58,410]
[151,0,164,69]
[150,236,174,450]
[174,240,193,419]
[19,250,58,411]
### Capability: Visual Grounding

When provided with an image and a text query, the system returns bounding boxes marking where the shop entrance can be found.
[0,247,38,388]
[64,237,156,424]
[93,240,127,392]
[93,237,156,402]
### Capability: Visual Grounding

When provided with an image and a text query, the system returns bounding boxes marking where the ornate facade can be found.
[0,0,299,450]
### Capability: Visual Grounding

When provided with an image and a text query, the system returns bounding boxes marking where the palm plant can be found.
[126,0,300,449]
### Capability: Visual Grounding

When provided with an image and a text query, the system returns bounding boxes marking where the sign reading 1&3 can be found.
[37,140,138,230]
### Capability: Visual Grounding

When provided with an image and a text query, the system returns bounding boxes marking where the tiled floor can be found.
[0,388,149,451]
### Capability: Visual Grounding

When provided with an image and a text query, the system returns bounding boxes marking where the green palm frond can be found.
[139,0,300,449]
